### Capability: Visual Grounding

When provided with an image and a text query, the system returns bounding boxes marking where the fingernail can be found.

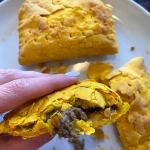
[65,71,80,77]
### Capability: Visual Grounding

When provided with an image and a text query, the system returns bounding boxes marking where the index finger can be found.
[0,69,50,85]
[0,74,78,114]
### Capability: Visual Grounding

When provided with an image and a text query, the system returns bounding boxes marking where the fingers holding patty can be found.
[0,74,78,114]
[0,133,52,150]
[0,69,51,85]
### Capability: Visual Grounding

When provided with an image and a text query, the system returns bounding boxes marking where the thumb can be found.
[0,133,52,150]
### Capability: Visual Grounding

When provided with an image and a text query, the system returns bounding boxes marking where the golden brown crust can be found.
[106,57,150,150]
[0,80,129,139]
[18,0,118,65]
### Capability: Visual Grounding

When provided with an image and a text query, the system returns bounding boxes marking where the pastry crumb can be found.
[86,62,114,82]
[39,61,68,74]
[59,61,64,67]
[38,62,46,70]
[51,62,64,72]
[146,50,149,53]
[92,128,104,140]
[51,62,69,74]
[130,46,135,51]
[58,65,69,73]
[105,134,110,139]
[42,66,51,73]
[51,66,60,72]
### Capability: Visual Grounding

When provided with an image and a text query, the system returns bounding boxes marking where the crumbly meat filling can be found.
[47,105,118,138]
[56,107,88,138]
[68,138,85,150]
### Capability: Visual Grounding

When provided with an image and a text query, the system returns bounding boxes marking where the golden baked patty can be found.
[18,0,118,65]
[0,80,129,139]
[105,57,150,150]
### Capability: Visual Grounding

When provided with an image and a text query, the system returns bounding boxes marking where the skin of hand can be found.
[0,69,79,150]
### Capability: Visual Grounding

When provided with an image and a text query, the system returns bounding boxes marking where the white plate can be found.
[0,0,150,150]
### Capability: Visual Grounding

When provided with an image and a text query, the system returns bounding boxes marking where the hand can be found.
[0,69,78,150]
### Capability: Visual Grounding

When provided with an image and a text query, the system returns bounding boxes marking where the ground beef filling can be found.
[68,138,85,150]
[45,105,117,138]
[56,107,88,138]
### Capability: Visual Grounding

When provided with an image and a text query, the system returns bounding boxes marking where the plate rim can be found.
[129,0,150,16]
[0,0,149,16]
[0,0,150,149]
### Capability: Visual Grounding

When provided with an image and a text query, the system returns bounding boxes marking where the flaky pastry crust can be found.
[18,0,118,65]
[106,57,150,150]
[0,80,129,139]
